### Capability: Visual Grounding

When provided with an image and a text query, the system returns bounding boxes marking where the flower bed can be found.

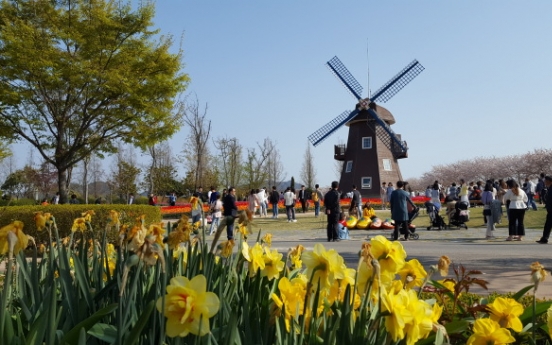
[1,211,551,344]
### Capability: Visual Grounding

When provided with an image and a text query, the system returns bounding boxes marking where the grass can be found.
[216,205,548,233]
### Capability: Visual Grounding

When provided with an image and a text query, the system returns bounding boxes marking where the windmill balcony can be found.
[334,144,346,161]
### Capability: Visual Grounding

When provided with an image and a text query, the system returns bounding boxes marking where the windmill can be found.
[308,56,424,197]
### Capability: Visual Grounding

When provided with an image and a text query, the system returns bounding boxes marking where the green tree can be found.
[111,160,140,203]
[0,0,188,203]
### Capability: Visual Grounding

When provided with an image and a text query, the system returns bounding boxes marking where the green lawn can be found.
[224,206,548,233]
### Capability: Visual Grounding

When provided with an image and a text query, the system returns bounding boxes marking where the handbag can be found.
[231,209,238,218]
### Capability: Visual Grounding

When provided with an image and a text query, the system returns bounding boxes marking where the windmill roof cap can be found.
[347,104,396,125]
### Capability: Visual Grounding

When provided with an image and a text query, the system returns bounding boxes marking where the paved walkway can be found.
[193,212,552,299]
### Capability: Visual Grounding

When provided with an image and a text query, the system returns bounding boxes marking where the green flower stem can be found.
[532,290,536,342]
[0,254,14,343]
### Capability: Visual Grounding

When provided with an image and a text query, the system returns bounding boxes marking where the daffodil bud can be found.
[125,254,140,268]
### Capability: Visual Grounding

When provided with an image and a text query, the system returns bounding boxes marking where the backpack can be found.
[312,191,319,202]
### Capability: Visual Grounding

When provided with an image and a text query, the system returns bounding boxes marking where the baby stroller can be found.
[449,201,469,229]
[425,201,447,230]
[388,206,420,240]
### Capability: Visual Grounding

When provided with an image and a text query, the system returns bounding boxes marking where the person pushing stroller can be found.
[390,181,418,241]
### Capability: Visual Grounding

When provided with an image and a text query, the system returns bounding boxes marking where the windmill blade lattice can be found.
[326,56,363,100]
[308,109,359,146]
[370,60,424,103]
[366,108,407,156]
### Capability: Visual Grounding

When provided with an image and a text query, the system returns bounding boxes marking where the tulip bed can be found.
[1,210,552,344]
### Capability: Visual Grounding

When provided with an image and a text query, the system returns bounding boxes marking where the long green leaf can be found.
[71,252,94,311]
[61,303,118,345]
[123,300,155,345]
[88,323,118,343]
[513,285,535,301]
[520,301,552,324]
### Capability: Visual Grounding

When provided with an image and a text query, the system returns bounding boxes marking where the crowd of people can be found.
[423,174,552,243]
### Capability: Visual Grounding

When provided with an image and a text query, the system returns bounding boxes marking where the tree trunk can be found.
[57,167,68,204]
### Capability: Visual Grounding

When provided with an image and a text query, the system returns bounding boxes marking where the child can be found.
[338,213,350,240]
[362,201,376,219]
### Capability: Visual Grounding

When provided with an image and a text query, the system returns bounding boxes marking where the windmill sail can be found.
[327,56,363,100]
[308,109,359,146]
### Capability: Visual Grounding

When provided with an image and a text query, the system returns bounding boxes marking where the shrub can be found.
[0,204,161,243]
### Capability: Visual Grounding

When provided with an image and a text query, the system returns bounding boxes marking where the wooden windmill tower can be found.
[308,56,424,198]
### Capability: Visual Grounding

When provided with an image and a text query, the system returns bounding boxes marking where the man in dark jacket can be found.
[269,186,280,219]
[390,181,416,241]
[324,181,341,242]
[210,187,238,254]
[536,176,552,244]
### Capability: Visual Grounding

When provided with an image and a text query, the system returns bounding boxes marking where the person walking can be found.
[380,182,388,210]
[247,189,259,216]
[524,177,538,211]
[504,180,528,241]
[481,182,495,239]
[536,176,552,244]
[298,185,308,213]
[349,185,362,219]
[257,188,268,217]
[283,187,297,222]
[386,182,394,209]
[208,192,223,235]
[312,184,323,217]
[269,186,280,219]
[390,181,417,241]
[221,187,238,240]
[324,181,341,242]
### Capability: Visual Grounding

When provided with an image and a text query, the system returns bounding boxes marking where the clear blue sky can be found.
[16,1,552,188]
[152,0,552,187]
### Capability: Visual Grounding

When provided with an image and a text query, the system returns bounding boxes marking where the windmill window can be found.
[362,137,372,149]
[383,159,392,171]
[361,177,372,189]
[345,161,353,173]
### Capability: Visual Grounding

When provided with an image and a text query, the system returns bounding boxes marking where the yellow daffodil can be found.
[302,243,347,289]
[466,318,515,345]
[127,221,147,252]
[237,223,249,239]
[261,233,272,247]
[530,261,547,291]
[398,259,427,290]
[327,267,357,305]
[359,241,373,263]
[486,297,524,332]
[167,230,189,250]
[156,275,220,337]
[246,243,265,277]
[288,244,304,269]
[108,210,120,227]
[271,275,308,332]
[71,217,87,232]
[381,286,413,342]
[403,290,434,345]
[0,221,28,255]
[172,244,188,266]
[241,241,250,261]
[81,210,95,222]
[437,256,451,276]
[370,235,406,274]
[218,239,235,258]
[261,247,284,280]
[148,223,166,246]
[34,212,51,231]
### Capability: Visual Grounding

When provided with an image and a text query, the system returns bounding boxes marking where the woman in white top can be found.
[503,179,528,241]
[247,189,259,216]
[208,193,223,235]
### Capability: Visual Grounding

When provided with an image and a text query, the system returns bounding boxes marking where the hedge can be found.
[0,204,161,243]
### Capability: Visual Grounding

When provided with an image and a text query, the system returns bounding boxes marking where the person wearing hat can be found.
[536,176,552,244]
